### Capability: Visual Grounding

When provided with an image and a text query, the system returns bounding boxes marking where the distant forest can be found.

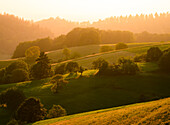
[12,27,170,58]
[36,12,170,37]
[0,13,53,55]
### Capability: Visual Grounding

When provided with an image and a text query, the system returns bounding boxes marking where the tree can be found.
[16,97,46,123]
[146,47,162,62]
[62,48,71,60]
[10,69,29,83]
[5,61,29,75]
[30,52,52,79]
[118,58,139,75]
[115,43,128,50]
[54,63,66,75]
[47,105,67,118]
[65,62,79,73]
[158,50,170,72]
[25,46,40,62]
[92,58,109,71]
[100,46,113,52]
[0,87,26,111]
[51,79,68,93]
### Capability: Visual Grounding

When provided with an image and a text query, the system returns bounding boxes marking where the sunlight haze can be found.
[0,0,169,22]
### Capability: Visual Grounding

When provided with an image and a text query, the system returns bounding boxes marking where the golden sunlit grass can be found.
[32,98,170,125]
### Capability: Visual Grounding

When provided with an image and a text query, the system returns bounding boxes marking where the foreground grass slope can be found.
[32,97,170,125]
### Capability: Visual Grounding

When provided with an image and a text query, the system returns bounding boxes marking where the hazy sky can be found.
[0,0,169,22]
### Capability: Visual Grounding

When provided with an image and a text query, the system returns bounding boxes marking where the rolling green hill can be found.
[32,97,170,125]
[0,42,170,124]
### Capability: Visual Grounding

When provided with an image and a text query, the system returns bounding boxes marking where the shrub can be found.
[55,63,66,75]
[65,62,79,73]
[30,52,52,79]
[0,87,26,111]
[10,69,29,83]
[146,47,162,62]
[16,97,46,123]
[51,79,68,93]
[118,58,139,75]
[134,54,147,62]
[158,50,170,72]
[79,66,85,76]
[115,43,128,50]
[100,46,113,52]
[47,105,67,118]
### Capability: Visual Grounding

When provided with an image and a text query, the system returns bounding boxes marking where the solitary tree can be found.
[30,52,52,79]
[16,97,46,123]
[146,47,162,62]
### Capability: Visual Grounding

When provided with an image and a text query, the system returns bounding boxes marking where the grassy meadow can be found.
[0,42,170,125]
[0,62,170,124]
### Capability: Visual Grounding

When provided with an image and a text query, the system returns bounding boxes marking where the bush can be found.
[158,50,170,72]
[10,69,29,83]
[146,47,162,62]
[47,105,67,118]
[0,87,26,111]
[118,58,139,75]
[100,46,113,52]
[51,79,68,93]
[16,97,46,123]
[55,63,66,75]
[115,43,128,50]
[134,54,147,62]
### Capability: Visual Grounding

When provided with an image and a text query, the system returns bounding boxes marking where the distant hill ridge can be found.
[0,13,53,55]
[36,12,170,37]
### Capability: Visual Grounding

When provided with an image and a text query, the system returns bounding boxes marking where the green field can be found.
[32,97,170,125]
[0,63,170,124]
[0,42,170,124]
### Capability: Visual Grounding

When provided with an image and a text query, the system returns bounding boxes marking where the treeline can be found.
[0,13,53,55]
[12,27,170,58]
[37,12,170,37]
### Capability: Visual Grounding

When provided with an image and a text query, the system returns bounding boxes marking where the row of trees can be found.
[12,27,170,58]
[0,87,67,124]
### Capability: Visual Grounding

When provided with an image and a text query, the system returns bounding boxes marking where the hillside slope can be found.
[32,98,170,125]
[0,13,53,58]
